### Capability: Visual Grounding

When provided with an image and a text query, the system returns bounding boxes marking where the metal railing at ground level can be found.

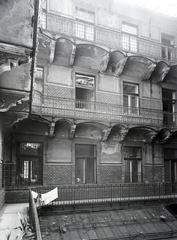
[29,189,42,240]
[30,182,177,208]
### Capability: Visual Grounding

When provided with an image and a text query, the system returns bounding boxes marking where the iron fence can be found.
[4,163,43,189]
[30,182,177,207]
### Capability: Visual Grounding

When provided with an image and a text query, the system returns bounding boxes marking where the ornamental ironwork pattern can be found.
[41,13,177,64]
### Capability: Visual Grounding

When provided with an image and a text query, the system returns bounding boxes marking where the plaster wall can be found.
[0,0,33,47]
[46,65,73,86]
[0,63,31,91]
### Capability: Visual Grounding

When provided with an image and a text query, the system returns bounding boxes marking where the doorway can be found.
[16,142,43,185]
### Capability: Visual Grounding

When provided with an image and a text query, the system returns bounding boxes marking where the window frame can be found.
[16,142,43,186]
[123,82,139,115]
[75,144,97,184]
[75,7,95,41]
[121,21,138,53]
[124,146,142,183]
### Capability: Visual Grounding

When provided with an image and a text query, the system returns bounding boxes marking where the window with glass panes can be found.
[124,146,142,183]
[122,22,138,53]
[75,8,94,41]
[75,144,96,184]
[123,82,139,114]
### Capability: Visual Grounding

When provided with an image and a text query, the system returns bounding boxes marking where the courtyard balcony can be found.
[31,91,176,127]
[40,12,177,64]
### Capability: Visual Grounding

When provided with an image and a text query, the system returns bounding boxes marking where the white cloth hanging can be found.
[31,190,38,199]
[41,187,58,205]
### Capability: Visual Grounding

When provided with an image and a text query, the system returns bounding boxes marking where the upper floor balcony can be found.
[32,91,176,128]
[40,12,177,64]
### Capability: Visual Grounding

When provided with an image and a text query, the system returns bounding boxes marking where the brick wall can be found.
[43,165,73,185]
[5,189,29,203]
[144,165,164,183]
[97,165,122,184]
[0,189,5,209]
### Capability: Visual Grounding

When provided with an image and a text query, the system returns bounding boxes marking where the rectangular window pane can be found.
[123,83,138,94]
[130,36,137,52]
[76,74,94,88]
[122,22,137,35]
[122,34,129,51]
[76,22,85,39]
[85,24,94,41]
[76,9,94,23]
[75,144,96,157]
[23,161,29,179]
[124,147,142,159]
[36,67,44,79]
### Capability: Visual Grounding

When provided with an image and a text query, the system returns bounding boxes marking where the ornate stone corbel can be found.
[100,53,110,74]
[49,120,56,137]
[160,65,170,82]
[148,131,158,143]
[102,127,111,141]
[69,45,76,67]
[48,39,56,63]
[69,122,76,138]
[114,57,128,76]
[118,127,129,142]
[0,91,29,112]
[144,62,156,80]
[157,129,173,144]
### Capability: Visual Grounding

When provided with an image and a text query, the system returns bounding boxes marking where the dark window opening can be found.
[162,89,176,125]
[75,74,95,109]
[161,34,174,61]
[75,144,96,184]
[124,146,142,183]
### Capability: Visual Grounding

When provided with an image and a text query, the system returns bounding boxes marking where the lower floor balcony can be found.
[31,94,176,127]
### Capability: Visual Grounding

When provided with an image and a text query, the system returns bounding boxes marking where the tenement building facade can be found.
[2,0,177,202]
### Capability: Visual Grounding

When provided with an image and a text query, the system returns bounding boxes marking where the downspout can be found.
[150,74,155,183]
[29,0,40,115]
[149,12,155,183]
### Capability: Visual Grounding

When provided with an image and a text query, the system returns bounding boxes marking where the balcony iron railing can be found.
[32,92,176,127]
[40,12,177,63]
[30,182,177,207]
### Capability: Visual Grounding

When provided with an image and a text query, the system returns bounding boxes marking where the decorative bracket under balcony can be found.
[156,128,173,144]
[102,127,112,141]
[69,122,76,138]
[0,42,32,75]
[3,111,28,127]
[114,57,128,76]
[49,120,56,137]
[0,90,30,112]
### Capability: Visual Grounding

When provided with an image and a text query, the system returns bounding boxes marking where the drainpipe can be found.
[29,0,40,115]
[150,77,155,183]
